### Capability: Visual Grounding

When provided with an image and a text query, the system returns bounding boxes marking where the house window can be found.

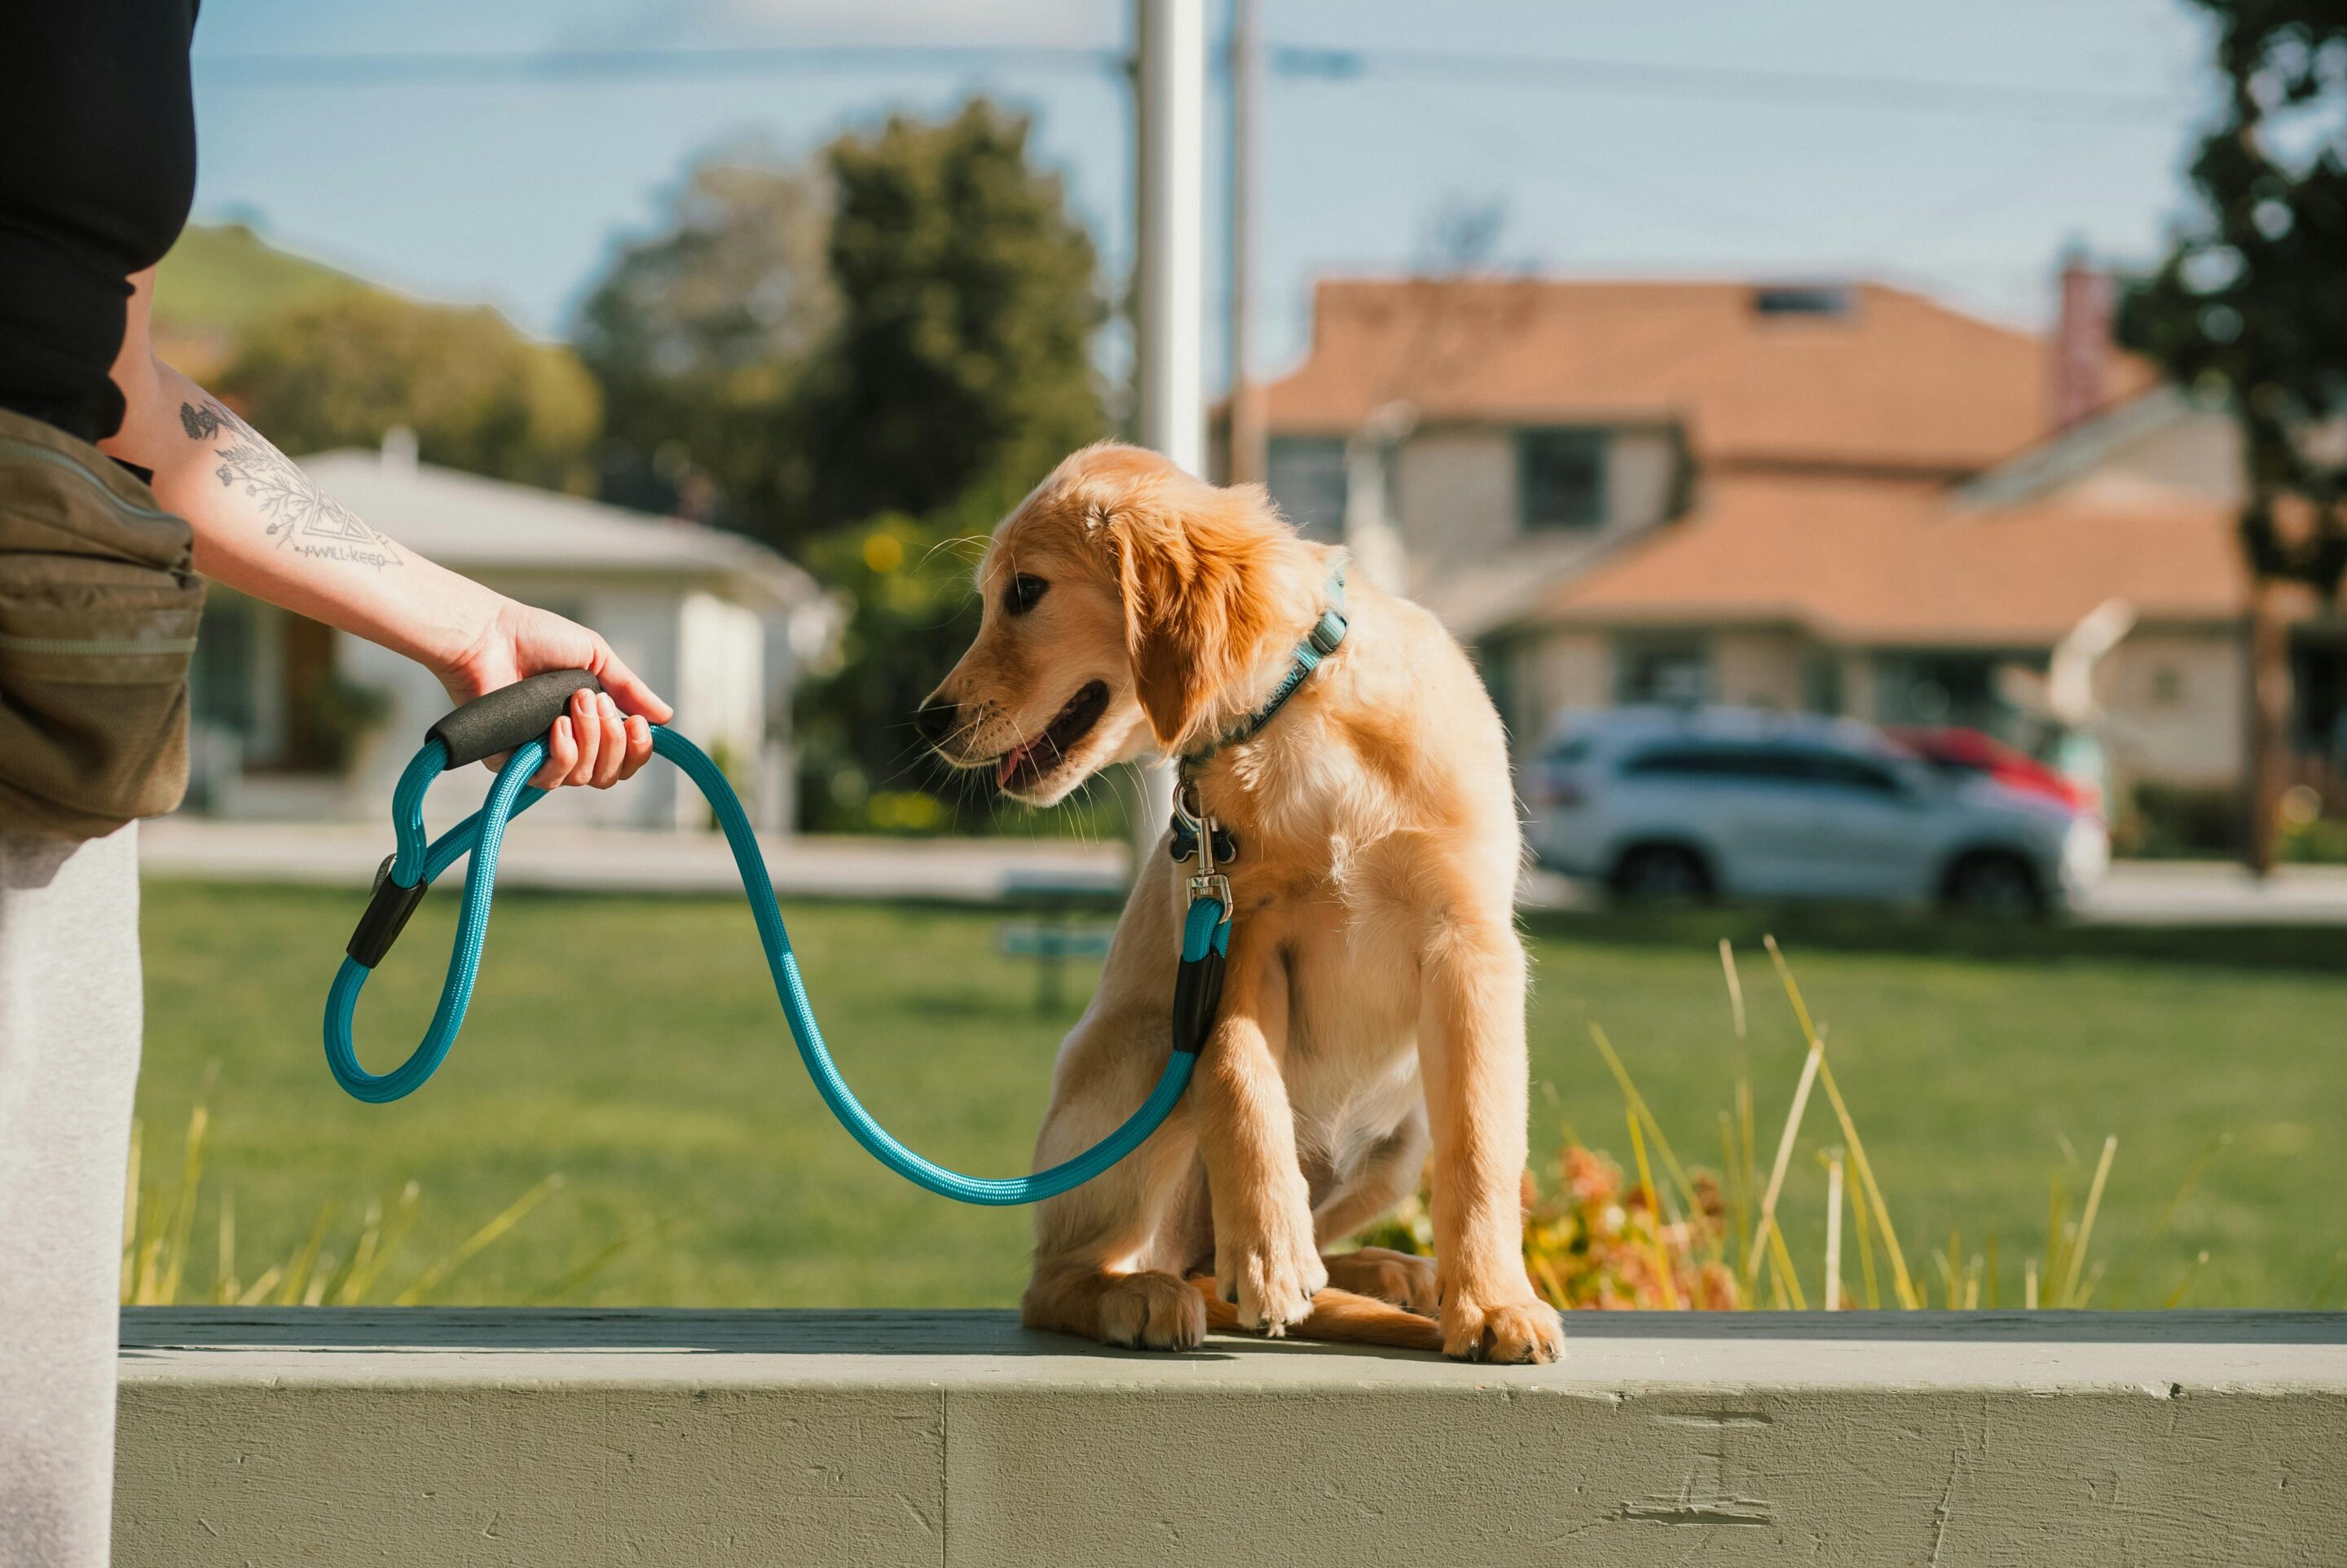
[1751,284,1855,319]
[1517,428,1608,531]
[1614,634,1711,706]
[1266,436,1347,542]
[1802,651,1845,716]
[1874,651,2030,733]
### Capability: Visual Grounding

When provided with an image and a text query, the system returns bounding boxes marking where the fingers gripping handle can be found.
[427,669,603,770]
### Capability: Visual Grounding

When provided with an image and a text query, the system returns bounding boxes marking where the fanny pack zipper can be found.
[0,436,182,523]
[0,631,199,657]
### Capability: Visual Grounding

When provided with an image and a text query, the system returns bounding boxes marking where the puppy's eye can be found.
[1003,574,1050,616]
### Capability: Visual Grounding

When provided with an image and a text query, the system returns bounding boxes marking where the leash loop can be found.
[324,722,1204,1205]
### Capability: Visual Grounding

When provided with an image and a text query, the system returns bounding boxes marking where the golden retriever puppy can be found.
[920,443,1564,1363]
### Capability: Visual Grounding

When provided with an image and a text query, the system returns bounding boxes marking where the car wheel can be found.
[1943,852,2044,920]
[1611,844,1712,907]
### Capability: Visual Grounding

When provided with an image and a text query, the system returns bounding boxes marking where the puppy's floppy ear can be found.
[1089,474,1279,754]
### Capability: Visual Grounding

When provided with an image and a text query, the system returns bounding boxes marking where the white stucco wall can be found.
[1394,428,1517,565]
[1714,631,1808,711]
[2099,627,2248,791]
[1504,629,1611,747]
[2081,409,2243,501]
[673,591,769,830]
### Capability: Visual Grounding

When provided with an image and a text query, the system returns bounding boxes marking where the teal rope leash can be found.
[323,680,1222,1206]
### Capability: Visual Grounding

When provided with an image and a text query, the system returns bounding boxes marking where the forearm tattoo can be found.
[180,397,404,570]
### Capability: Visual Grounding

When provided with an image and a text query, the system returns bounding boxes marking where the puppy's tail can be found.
[1188,1276,1447,1355]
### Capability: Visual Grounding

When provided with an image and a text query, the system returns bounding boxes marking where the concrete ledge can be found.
[119,1308,2347,1566]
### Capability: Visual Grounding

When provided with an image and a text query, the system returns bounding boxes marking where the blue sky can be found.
[188,0,2221,382]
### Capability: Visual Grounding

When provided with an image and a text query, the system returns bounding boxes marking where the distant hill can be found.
[151,222,374,380]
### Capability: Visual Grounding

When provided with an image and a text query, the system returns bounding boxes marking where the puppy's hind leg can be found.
[1314,1104,1438,1315]
[1188,1280,1446,1354]
[1021,1012,1207,1351]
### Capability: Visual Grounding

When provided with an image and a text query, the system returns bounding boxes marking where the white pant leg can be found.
[0,824,142,1568]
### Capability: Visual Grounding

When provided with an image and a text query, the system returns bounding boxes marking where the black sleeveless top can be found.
[0,1,200,444]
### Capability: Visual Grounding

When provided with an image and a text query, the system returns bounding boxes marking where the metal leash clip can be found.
[1169,778,1233,923]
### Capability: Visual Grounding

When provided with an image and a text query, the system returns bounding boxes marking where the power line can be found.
[192,39,2204,125]
[1271,46,2199,124]
[192,44,1121,89]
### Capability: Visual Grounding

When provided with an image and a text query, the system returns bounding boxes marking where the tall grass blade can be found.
[2045,1169,2070,1308]
[236,1266,283,1307]
[120,1117,142,1304]
[337,1181,422,1305]
[1720,938,1747,1042]
[2309,1251,2347,1310]
[2107,1133,2228,1309]
[1762,936,1919,1308]
[1719,1112,1753,1288]
[277,1203,339,1306]
[1824,1152,1845,1310]
[1624,1111,1680,1310]
[1749,1030,1823,1291]
[394,1174,564,1306]
[1590,1024,1698,1213]
[1849,1158,1881,1309]
[214,1189,238,1306]
[2058,1135,2118,1309]
[2163,1251,2210,1309]
[1763,1214,1808,1310]
[1810,1056,1919,1310]
[156,1064,220,1306]
[525,1230,642,1307]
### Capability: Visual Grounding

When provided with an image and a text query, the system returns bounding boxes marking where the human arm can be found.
[97,269,671,788]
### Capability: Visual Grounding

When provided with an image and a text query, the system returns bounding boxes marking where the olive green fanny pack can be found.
[0,406,206,842]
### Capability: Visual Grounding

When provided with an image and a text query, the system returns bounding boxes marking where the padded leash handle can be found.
[427,669,603,770]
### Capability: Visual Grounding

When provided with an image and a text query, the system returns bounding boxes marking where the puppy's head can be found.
[920,443,1306,805]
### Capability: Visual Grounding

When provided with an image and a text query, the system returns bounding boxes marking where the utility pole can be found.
[1130,0,1206,864]
[1225,0,1266,487]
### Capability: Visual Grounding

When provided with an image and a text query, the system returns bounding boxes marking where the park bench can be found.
[995,868,1123,1011]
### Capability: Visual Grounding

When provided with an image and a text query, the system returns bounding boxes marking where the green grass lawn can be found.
[136,881,2347,1310]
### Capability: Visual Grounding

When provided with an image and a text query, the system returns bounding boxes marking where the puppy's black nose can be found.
[915,698,959,747]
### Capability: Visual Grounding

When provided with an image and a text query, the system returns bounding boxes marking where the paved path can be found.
[140,817,2347,923]
[139,817,1127,903]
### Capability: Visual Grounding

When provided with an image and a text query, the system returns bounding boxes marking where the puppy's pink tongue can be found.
[997,744,1029,787]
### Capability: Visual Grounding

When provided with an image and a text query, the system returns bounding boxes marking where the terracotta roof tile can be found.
[1266,278,2156,475]
[1539,473,2248,645]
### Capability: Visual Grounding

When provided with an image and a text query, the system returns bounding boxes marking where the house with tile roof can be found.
[183,434,837,833]
[1257,270,2346,813]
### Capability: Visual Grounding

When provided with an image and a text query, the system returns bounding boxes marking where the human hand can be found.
[434,598,675,790]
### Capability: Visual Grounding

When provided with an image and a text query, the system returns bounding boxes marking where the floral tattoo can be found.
[180,398,403,570]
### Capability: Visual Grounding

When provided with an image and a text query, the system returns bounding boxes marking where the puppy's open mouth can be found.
[994,680,1109,791]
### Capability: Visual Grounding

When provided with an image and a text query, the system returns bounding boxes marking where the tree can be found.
[2123,1,2347,592]
[793,99,1107,532]
[218,292,601,491]
[786,100,1109,830]
[574,147,836,527]
[2121,2,2347,865]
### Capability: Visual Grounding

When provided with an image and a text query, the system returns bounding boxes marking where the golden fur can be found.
[925,443,1564,1363]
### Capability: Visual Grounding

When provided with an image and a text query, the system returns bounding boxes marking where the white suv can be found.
[1525,707,2107,915]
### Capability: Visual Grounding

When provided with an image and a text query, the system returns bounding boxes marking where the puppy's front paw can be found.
[1442,1292,1565,1364]
[1094,1271,1207,1351]
[1216,1207,1328,1337]
[1324,1247,1440,1317]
